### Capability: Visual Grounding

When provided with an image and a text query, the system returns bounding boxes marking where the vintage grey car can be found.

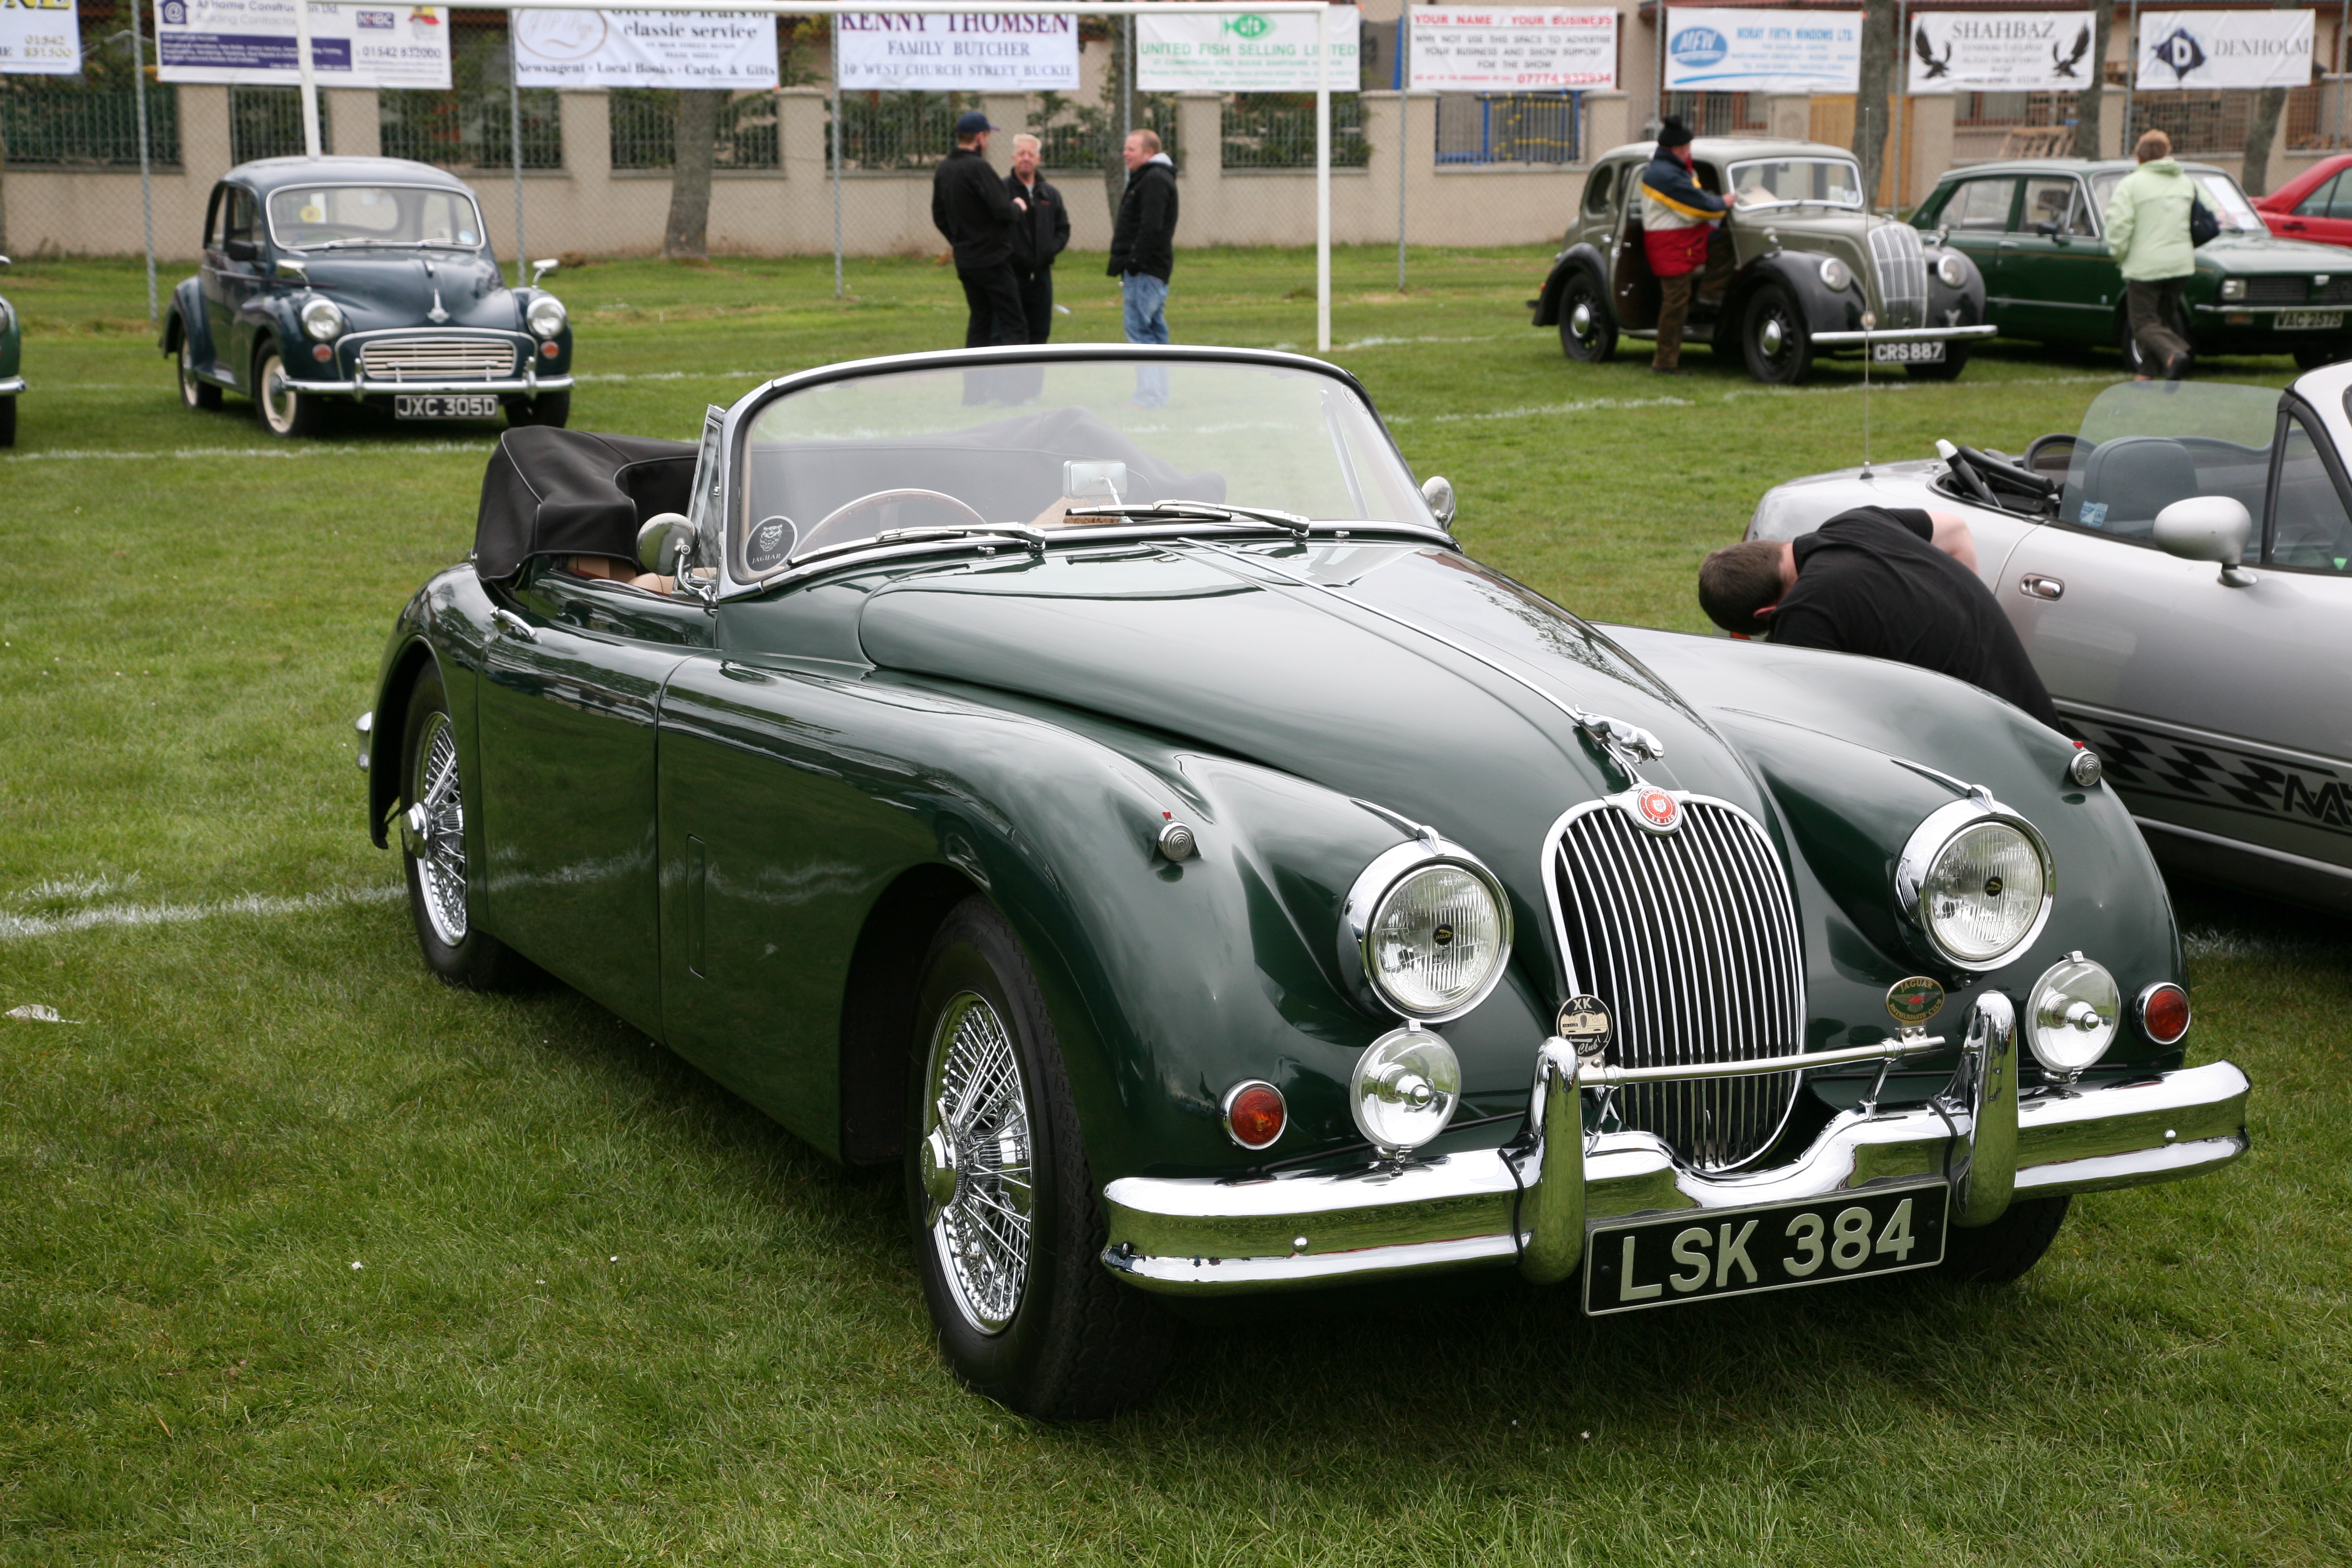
[1531,137,1993,383]
[1749,367,2352,913]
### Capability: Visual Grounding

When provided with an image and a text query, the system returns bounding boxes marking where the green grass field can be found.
[3,247,2347,1566]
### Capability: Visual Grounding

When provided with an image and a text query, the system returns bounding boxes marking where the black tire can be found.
[253,341,326,438]
[0,396,13,449]
[398,666,529,990]
[505,389,571,429]
[1556,270,1618,363]
[1905,345,1971,381]
[2292,339,2352,372]
[906,896,1173,1419]
[1741,284,1814,384]
[1937,1194,2070,1284]
[178,333,222,410]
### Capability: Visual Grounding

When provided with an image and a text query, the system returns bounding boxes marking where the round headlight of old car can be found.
[1349,1026,1460,1154]
[1895,797,2053,970]
[2027,953,2120,1077]
[1936,251,1969,289]
[527,294,568,339]
[1342,840,1513,1022]
[300,297,346,341]
[1818,256,1852,292]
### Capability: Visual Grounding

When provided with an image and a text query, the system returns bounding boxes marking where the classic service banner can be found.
[157,0,451,88]
[836,12,1079,91]
[1907,11,2097,93]
[1136,8,1360,93]
[1663,7,1859,92]
[0,0,82,76]
[2136,9,2312,91]
[1406,8,1616,93]
[513,11,776,90]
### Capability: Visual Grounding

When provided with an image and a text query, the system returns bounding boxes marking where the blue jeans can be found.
[1122,272,1171,405]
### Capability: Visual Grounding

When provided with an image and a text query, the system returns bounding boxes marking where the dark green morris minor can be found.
[362,346,2248,1417]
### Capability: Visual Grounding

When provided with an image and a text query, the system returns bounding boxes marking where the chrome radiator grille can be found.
[358,335,517,381]
[1548,796,1807,1171]
[1867,222,1929,330]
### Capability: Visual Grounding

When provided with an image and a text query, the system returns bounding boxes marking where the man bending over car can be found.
[1698,506,2063,729]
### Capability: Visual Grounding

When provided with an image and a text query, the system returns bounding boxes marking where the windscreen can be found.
[267,185,485,250]
[1728,158,1864,208]
[734,359,1433,576]
[2087,170,2264,234]
[2059,380,2279,540]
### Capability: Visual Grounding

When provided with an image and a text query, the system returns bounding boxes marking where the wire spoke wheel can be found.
[407,710,469,948]
[920,991,1034,1334]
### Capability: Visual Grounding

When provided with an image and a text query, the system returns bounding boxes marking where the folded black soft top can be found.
[473,426,697,580]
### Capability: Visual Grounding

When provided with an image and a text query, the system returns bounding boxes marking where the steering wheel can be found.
[800,488,990,554]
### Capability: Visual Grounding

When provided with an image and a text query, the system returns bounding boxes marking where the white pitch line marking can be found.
[2,443,496,463]
[1,885,403,942]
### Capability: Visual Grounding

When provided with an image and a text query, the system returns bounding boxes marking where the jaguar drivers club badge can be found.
[1629,786,1681,833]
[1558,995,1613,1061]
[1886,976,1947,1028]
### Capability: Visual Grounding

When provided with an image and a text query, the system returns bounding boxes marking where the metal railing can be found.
[2128,92,2255,158]
[612,89,782,171]
[379,15,562,171]
[0,80,181,169]
[1030,88,1176,171]
[232,86,327,164]
[824,90,976,171]
[1223,93,1367,169]
[1436,92,1579,165]
[1955,90,2080,129]
[1663,91,1765,138]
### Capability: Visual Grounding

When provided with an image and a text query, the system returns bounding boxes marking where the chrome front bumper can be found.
[1810,324,2000,346]
[0,375,25,395]
[292,373,575,398]
[1100,997,2250,1297]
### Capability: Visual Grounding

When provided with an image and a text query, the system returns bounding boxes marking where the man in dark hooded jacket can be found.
[931,110,1028,347]
[1637,117,1735,374]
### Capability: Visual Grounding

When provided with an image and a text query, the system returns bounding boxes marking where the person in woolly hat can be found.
[1637,117,1737,374]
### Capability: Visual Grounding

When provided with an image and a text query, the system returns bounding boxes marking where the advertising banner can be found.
[1662,7,1860,93]
[2135,9,2312,91]
[157,0,451,89]
[513,10,776,90]
[0,0,81,76]
[1406,8,1615,93]
[836,12,1079,91]
[1907,11,2097,93]
[1136,7,1360,93]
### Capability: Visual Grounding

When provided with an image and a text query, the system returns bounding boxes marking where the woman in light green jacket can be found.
[2103,129,2196,379]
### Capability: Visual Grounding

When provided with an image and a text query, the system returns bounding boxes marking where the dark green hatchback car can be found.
[1913,158,2352,372]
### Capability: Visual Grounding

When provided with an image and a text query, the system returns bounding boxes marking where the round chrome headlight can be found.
[1936,251,1968,289]
[1818,256,1852,292]
[300,297,346,341]
[1349,1027,1460,1154]
[1895,797,2054,970]
[2027,953,2119,1077]
[1341,839,1513,1023]
[527,293,568,339]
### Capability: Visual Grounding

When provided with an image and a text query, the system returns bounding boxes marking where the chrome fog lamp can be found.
[1818,256,1851,291]
[527,294,568,339]
[1349,1026,1460,1155]
[1936,251,1969,289]
[2027,952,2120,1080]
[1895,795,2054,970]
[300,297,346,341]
[1341,839,1513,1023]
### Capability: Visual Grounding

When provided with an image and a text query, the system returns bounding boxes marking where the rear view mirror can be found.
[2153,495,2256,585]
[1063,460,1126,501]
[637,512,696,575]
[1422,474,1456,528]
[531,257,560,288]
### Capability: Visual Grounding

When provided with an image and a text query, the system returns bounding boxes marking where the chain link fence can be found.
[0,0,178,169]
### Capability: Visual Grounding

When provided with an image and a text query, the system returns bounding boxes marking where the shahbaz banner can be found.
[1137,8,1360,93]
[0,0,81,76]
[836,12,1079,91]
[2136,9,2312,91]
[1406,8,1616,93]
[513,11,776,90]
[157,0,451,89]
[1908,11,2097,93]
[1663,8,1860,93]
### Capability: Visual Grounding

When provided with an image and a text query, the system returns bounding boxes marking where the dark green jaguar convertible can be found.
[362,346,2249,1417]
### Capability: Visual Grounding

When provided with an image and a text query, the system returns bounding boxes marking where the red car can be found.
[2256,153,2352,248]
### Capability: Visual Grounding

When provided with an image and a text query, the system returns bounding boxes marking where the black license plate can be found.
[1872,340,1945,363]
[394,393,502,420]
[1584,1184,1947,1315]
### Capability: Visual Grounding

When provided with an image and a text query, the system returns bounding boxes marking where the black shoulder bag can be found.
[2190,198,2220,248]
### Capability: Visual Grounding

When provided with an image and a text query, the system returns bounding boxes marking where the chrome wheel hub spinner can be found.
[1570,302,1593,338]
[922,992,1034,1334]
[407,712,468,947]
[1760,318,1786,356]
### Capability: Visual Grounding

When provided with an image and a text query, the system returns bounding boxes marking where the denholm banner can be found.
[513,10,776,90]
[836,12,1079,92]
[1663,7,1860,93]
[0,0,81,75]
[157,0,451,89]
[2136,9,2312,91]
[1908,11,2097,93]
[1406,8,1616,93]
[1137,8,1360,93]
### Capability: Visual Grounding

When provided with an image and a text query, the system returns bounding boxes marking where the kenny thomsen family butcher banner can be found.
[1663,7,1859,93]
[2136,9,2312,92]
[0,0,81,75]
[1907,11,2097,94]
[837,12,1079,91]
[1406,9,1616,93]
[513,10,776,90]
[156,0,450,89]
[1137,8,1360,93]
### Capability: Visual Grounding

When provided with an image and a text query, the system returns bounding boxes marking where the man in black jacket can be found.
[1005,132,1070,343]
[1107,128,1178,403]
[930,110,1027,348]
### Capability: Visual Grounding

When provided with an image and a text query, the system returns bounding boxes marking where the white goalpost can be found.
[287,0,1340,352]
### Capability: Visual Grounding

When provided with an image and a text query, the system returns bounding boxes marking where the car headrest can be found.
[2076,436,2200,536]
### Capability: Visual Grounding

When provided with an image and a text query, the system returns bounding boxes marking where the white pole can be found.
[508,19,527,287]
[1396,9,1408,292]
[831,79,844,298]
[129,1,158,323]
[296,0,321,158]
[1316,1,1330,353]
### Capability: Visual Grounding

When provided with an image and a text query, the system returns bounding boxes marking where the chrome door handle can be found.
[1997,240,2020,249]
[491,607,538,641]
[2018,573,2064,600]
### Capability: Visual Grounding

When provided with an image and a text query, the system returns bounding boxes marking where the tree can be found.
[2071,5,2112,159]
[1853,0,1898,209]
[2239,0,2302,195]
[664,90,723,259]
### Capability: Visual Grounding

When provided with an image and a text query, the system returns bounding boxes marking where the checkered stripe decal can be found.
[2071,716,2352,837]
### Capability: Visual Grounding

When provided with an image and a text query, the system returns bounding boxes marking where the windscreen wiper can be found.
[1062,501,1312,537]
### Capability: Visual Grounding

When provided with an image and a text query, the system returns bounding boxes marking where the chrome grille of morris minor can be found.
[1548,797,1807,1171]
[1867,223,1929,330]
[358,335,516,380]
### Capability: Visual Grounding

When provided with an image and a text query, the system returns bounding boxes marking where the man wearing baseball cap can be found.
[932,110,1030,347]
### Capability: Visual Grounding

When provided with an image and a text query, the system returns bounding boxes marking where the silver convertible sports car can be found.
[1749,365,2352,914]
